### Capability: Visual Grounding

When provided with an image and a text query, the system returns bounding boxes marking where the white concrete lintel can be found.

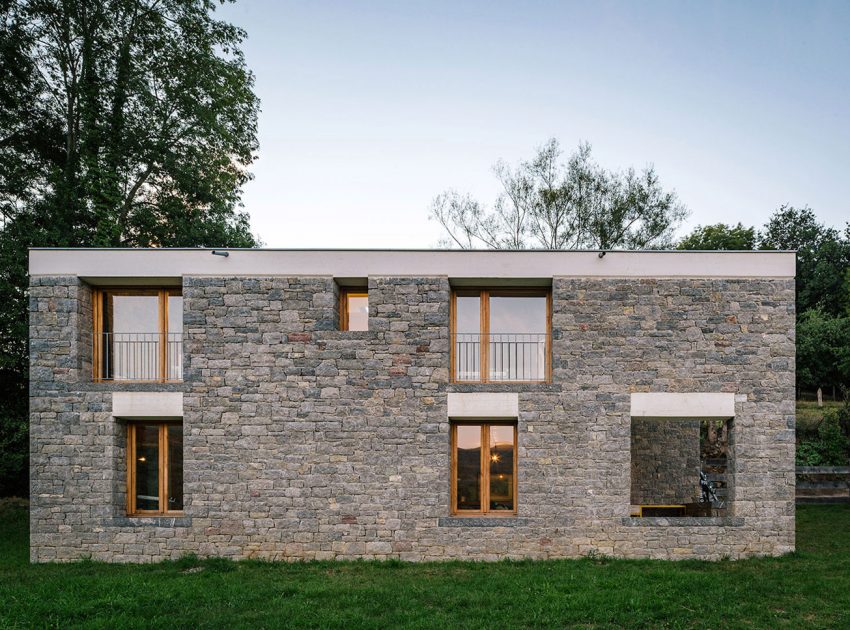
[630,392,736,420]
[447,393,519,419]
[112,392,183,419]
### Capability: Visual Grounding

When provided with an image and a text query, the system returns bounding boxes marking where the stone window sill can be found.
[438,517,528,527]
[447,383,560,394]
[105,516,192,528]
[621,517,744,527]
[82,381,186,393]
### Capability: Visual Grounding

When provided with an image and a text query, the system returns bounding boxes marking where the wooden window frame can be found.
[126,421,183,517]
[92,287,182,382]
[339,288,368,331]
[451,421,518,516]
[450,288,552,383]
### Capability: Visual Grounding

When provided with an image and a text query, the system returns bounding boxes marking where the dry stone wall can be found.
[630,419,701,505]
[30,274,795,562]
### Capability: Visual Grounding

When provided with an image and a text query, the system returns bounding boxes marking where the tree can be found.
[760,205,850,316]
[796,309,850,398]
[430,140,688,250]
[677,223,757,250]
[0,0,260,496]
[675,208,850,398]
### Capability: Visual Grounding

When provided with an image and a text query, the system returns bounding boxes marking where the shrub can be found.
[796,406,850,466]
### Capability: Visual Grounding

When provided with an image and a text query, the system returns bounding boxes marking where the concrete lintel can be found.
[447,392,519,419]
[630,392,736,419]
[112,392,183,419]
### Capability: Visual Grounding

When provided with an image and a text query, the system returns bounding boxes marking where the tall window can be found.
[451,289,550,382]
[340,288,368,331]
[127,422,183,515]
[452,423,517,515]
[93,288,182,381]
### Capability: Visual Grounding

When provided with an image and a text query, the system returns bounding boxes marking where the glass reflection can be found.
[167,295,183,380]
[168,425,183,511]
[135,424,159,511]
[455,295,480,381]
[489,295,547,382]
[455,425,481,510]
[106,294,161,380]
[347,295,368,331]
[488,426,515,511]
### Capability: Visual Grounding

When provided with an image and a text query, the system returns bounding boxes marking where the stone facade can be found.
[30,270,796,562]
[630,419,701,506]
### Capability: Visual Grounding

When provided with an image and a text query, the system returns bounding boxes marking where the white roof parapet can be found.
[29,248,795,280]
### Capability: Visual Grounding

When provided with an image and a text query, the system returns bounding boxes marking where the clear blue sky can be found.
[217,0,850,248]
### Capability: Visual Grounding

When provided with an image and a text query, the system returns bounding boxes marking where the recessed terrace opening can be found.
[451,288,551,383]
[630,417,731,518]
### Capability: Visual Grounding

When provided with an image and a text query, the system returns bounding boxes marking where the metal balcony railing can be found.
[97,332,182,381]
[454,333,548,382]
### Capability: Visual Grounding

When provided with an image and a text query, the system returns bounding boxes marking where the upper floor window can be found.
[451,289,550,383]
[340,288,368,331]
[93,288,182,382]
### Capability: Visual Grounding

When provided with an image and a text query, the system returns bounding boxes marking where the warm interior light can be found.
[490,453,500,463]
[138,456,146,462]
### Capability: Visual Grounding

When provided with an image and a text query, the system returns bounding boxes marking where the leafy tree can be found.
[430,140,688,250]
[796,309,850,397]
[0,0,260,496]
[760,205,850,316]
[677,223,757,250]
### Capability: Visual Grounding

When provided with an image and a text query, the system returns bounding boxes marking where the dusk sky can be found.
[217,1,850,248]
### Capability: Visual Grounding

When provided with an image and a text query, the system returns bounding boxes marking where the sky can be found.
[216,0,850,248]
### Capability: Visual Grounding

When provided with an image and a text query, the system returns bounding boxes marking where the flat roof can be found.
[28,248,796,280]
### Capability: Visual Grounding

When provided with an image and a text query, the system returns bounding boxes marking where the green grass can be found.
[2,501,849,628]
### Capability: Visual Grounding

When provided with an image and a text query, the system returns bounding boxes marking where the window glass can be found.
[134,424,160,511]
[107,294,160,334]
[345,294,369,331]
[488,426,515,511]
[167,425,183,511]
[455,425,481,511]
[489,295,547,334]
[489,295,547,382]
[167,295,183,333]
[455,295,480,333]
[105,294,160,380]
[167,295,183,380]
[454,295,481,381]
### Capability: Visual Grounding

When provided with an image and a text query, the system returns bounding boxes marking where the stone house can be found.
[28,248,796,562]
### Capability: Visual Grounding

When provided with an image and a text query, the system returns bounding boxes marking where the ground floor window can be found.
[451,422,517,515]
[127,422,183,515]
[630,417,730,517]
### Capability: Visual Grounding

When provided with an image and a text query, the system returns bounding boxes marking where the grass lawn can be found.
[2,501,849,628]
